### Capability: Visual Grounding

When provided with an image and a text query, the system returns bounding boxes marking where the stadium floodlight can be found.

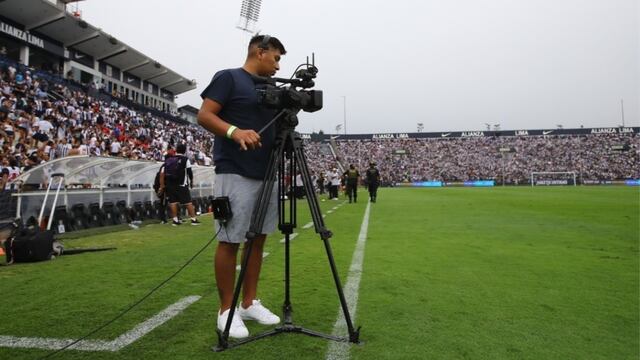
[237,0,262,33]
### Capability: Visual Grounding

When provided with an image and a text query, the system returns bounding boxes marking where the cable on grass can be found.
[39,227,223,359]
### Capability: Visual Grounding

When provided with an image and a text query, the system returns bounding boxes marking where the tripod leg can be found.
[218,138,285,346]
[291,134,360,343]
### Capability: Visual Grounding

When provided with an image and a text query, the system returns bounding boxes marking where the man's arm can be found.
[197,98,262,151]
[159,168,165,194]
[187,166,194,188]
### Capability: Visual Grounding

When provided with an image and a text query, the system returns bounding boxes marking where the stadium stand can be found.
[329,133,639,185]
[1,56,638,188]
[303,132,638,186]
[0,0,637,230]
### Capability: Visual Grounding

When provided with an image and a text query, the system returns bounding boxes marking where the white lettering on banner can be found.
[591,128,617,134]
[536,180,569,185]
[515,130,529,136]
[0,22,45,49]
[301,134,311,139]
[619,128,634,133]
[461,131,484,137]
[372,134,394,139]
[371,133,410,139]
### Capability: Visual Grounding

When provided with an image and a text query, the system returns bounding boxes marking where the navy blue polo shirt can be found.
[200,68,276,179]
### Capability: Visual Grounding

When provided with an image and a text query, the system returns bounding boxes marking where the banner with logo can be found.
[0,18,65,58]
[304,127,639,142]
[69,49,94,68]
[123,72,141,88]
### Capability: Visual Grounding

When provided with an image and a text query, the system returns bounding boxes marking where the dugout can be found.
[9,155,215,224]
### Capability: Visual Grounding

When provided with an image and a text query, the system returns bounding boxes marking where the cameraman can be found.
[197,35,285,338]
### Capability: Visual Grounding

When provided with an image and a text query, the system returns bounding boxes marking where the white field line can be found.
[301,199,346,232]
[236,252,270,271]
[326,200,371,360]
[279,232,299,243]
[0,295,201,352]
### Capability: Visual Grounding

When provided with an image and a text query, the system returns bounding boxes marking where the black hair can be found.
[176,143,187,154]
[249,35,286,55]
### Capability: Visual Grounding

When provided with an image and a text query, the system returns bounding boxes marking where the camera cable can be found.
[39,226,223,359]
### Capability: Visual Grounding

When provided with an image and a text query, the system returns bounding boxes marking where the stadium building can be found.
[0,0,195,115]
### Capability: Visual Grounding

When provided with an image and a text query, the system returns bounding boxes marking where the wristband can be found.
[226,125,238,139]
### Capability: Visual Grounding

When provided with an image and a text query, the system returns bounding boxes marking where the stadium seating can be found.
[88,202,105,228]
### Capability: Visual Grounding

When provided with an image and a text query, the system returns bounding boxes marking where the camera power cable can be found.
[39,227,223,359]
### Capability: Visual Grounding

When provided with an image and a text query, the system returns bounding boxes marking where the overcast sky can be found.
[76,0,639,134]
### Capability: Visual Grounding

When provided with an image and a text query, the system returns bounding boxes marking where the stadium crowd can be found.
[0,58,214,189]
[304,134,639,185]
[0,57,637,190]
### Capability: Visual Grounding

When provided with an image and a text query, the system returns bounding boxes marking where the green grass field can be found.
[1,187,638,360]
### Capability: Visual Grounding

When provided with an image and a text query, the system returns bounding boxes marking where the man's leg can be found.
[168,202,180,223]
[353,185,357,202]
[186,202,196,217]
[159,195,167,223]
[186,201,201,225]
[215,241,240,312]
[241,234,266,308]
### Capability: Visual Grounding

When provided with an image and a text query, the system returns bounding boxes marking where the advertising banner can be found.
[303,127,639,142]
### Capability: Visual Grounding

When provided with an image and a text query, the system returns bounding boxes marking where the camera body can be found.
[255,62,323,113]
[258,87,322,113]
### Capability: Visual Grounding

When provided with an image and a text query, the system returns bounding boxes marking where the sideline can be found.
[325,200,371,360]
[0,295,201,352]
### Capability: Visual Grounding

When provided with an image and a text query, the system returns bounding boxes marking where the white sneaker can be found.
[237,299,280,325]
[217,309,249,338]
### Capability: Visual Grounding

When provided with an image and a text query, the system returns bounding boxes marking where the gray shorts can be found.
[214,173,278,243]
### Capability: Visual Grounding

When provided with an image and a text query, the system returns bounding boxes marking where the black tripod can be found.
[214,109,361,351]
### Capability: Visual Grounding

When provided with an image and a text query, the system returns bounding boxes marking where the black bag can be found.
[6,226,55,263]
[153,164,164,194]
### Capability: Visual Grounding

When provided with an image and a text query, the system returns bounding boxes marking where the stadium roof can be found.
[0,0,196,95]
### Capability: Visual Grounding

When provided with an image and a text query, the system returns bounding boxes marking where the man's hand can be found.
[231,128,262,151]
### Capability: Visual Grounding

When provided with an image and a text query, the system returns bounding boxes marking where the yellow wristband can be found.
[226,125,237,139]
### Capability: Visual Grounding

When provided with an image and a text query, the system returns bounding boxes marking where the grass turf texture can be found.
[0,187,638,360]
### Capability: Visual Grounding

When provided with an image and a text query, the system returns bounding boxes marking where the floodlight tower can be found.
[237,0,262,33]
